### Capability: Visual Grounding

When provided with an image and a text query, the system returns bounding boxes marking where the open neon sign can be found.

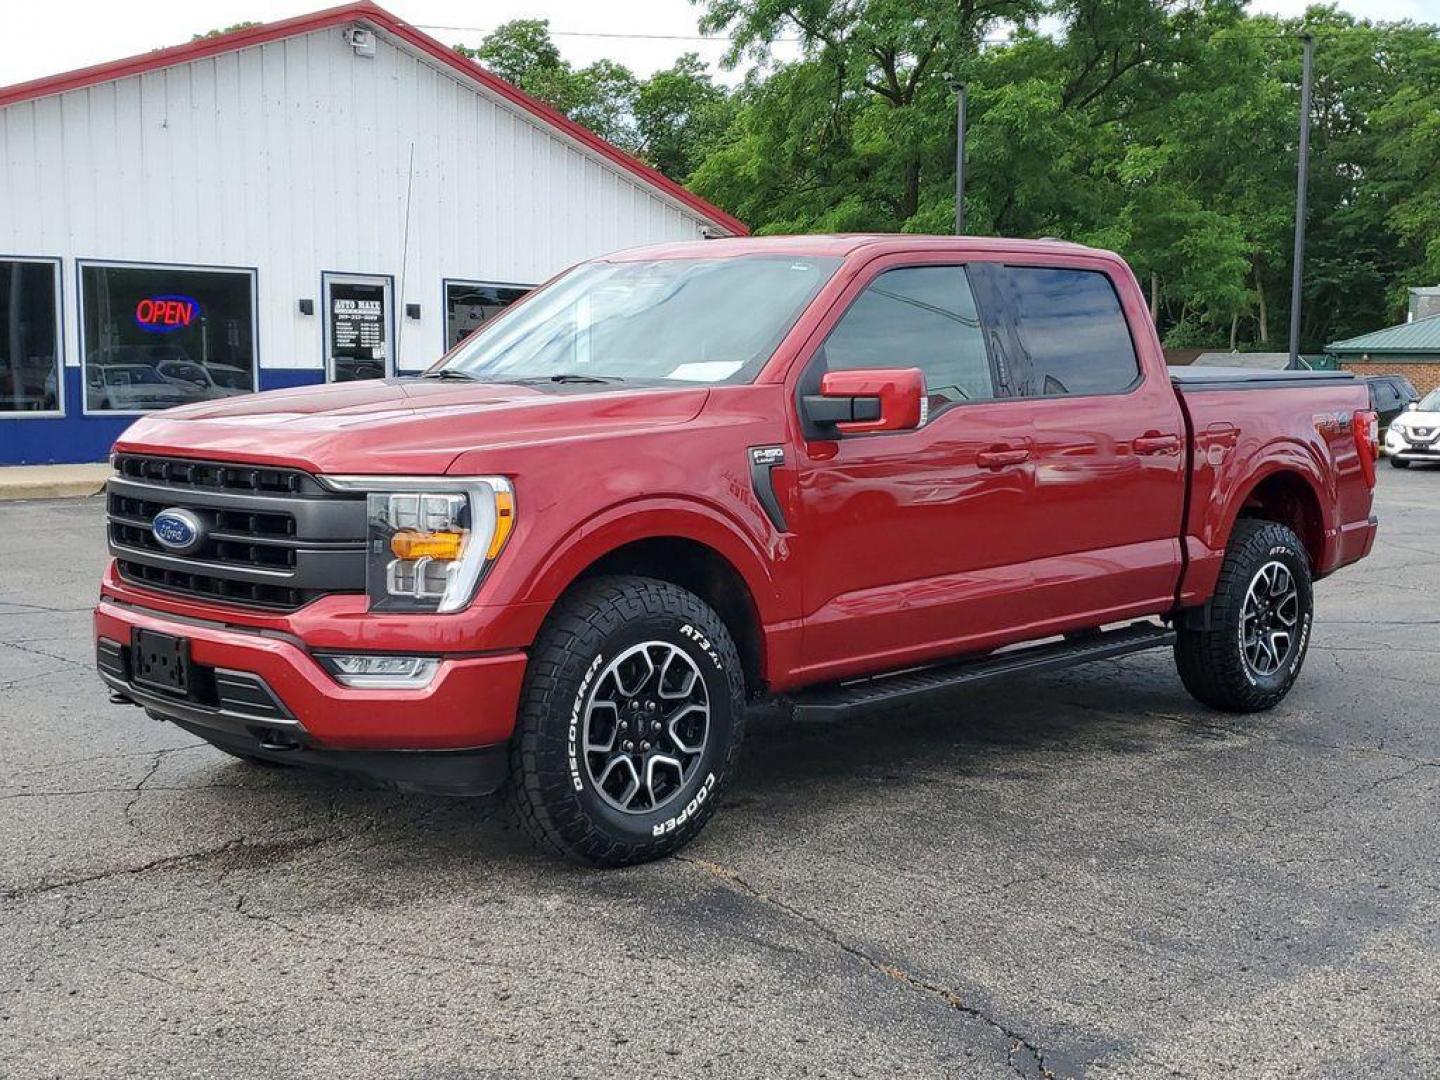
[135,295,201,334]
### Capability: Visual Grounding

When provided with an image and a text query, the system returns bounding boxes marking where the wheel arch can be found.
[1228,466,1329,572]
[516,499,784,694]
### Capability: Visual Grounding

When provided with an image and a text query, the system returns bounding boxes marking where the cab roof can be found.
[605,234,1105,262]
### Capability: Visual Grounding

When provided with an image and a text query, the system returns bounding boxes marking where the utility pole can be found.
[1288,33,1315,368]
[953,82,968,235]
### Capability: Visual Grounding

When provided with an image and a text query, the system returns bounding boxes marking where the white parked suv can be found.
[1385,388,1440,468]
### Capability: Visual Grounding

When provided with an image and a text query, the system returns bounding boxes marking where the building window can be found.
[445,281,531,350]
[0,258,62,415]
[80,262,256,413]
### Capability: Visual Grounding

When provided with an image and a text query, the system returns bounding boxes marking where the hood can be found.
[115,378,711,475]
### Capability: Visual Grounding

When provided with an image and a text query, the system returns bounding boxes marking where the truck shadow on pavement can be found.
[191,651,1245,871]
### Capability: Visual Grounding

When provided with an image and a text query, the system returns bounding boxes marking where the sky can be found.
[2,0,1437,88]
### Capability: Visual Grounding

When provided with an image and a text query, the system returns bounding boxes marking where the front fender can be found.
[471,494,801,675]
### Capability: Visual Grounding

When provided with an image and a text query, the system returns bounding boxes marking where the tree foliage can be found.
[456,5,1439,349]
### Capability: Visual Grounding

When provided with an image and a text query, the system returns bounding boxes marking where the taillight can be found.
[1354,408,1379,487]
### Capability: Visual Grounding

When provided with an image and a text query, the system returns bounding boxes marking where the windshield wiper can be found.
[517,374,627,385]
[420,369,481,381]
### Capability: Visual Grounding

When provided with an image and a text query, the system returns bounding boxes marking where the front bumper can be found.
[1385,433,1440,460]
[94,597,528,795]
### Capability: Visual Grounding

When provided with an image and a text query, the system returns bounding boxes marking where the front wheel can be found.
[508,576,747,867]
[1175,519,1313,713]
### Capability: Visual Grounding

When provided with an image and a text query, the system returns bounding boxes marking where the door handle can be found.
[1132,433,1182,455]
[976,447,1031,469]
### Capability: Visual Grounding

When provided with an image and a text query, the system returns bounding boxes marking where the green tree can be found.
[635,54,737,181]
[191,21,261,41]
[455,20,733,177]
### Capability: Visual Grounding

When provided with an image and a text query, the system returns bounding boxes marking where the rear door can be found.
[972,260,1187,625]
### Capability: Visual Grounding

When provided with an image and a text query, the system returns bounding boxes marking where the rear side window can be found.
[821,266,996,406]
[1000,267,1140,397]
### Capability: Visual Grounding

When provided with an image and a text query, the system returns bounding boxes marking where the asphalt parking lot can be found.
[2,467,1437,1079]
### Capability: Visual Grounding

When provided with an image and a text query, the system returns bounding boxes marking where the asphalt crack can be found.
[1,833,339,901]
[677,855,1059,1079]
[0,638,90,669]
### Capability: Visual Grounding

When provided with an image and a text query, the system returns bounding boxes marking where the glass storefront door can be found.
[324,273,392,382]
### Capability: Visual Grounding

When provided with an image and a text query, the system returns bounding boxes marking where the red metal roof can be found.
[0,1,748,237]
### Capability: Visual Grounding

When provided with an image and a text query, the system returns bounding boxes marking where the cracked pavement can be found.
[3,470,1439,1078]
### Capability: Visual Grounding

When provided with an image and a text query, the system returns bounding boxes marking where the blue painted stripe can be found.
[0,367,327,465]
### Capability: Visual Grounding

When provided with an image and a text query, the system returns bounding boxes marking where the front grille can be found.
[107,454,367,611]
[115,558,324,609]
[114,453,307,495]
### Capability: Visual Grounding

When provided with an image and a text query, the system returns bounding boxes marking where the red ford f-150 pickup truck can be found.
[96,236,1379,865]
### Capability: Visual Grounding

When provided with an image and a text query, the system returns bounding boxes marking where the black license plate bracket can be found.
[131,629,192,695]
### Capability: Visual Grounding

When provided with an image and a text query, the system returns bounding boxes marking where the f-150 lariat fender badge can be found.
[748,445,789,533]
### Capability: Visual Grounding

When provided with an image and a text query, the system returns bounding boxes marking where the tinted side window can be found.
[1003,267,1140,397]
[822,266,995,406]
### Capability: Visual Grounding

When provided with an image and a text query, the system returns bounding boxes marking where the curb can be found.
[0,467,111,502]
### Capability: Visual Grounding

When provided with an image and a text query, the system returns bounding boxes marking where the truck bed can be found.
[1170,367,1356,392]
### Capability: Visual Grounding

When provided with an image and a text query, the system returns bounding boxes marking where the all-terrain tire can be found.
[1175,519,1314,713]
[508,575,747,867]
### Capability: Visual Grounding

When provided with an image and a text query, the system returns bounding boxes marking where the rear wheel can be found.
[508,576,747,867]
[1175,519,1313,713]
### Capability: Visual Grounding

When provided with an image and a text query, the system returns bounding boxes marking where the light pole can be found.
[1288,33,1315,368]
[953,81,968,235]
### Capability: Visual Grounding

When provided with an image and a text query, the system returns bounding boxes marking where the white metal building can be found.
[0,1,746,464]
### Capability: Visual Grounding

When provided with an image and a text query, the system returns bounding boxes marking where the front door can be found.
[324,273,393,382]
[790,259,1042,684]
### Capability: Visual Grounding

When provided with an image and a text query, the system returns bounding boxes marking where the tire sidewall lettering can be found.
[568,652,605,793]
[652,771,716,836]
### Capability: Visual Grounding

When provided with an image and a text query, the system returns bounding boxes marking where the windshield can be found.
[434,255,840,385]
[1416,389,1440,412]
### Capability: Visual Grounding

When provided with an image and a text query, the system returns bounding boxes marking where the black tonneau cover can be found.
[1171,367,1356,392]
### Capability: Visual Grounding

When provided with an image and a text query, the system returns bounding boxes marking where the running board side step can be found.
[788,622,1176,723]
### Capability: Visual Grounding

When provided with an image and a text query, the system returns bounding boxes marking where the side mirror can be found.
[1408,401,1420,411]
[803,368,926,435]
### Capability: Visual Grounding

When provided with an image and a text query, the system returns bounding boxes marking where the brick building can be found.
[1328,315,1440,396]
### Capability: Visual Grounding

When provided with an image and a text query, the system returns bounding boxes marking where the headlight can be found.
[1387,424,1407,443]
[319,476,515,613]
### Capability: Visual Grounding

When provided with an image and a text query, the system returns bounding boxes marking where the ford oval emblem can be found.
[152,508,205,554]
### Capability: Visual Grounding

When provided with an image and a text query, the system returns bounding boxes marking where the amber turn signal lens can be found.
[487,491,515,559]
[390,529,464,561]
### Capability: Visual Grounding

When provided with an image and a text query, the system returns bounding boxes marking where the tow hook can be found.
[255,728,302,752]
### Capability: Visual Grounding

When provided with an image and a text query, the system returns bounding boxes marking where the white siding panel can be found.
[0,26,718,374]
